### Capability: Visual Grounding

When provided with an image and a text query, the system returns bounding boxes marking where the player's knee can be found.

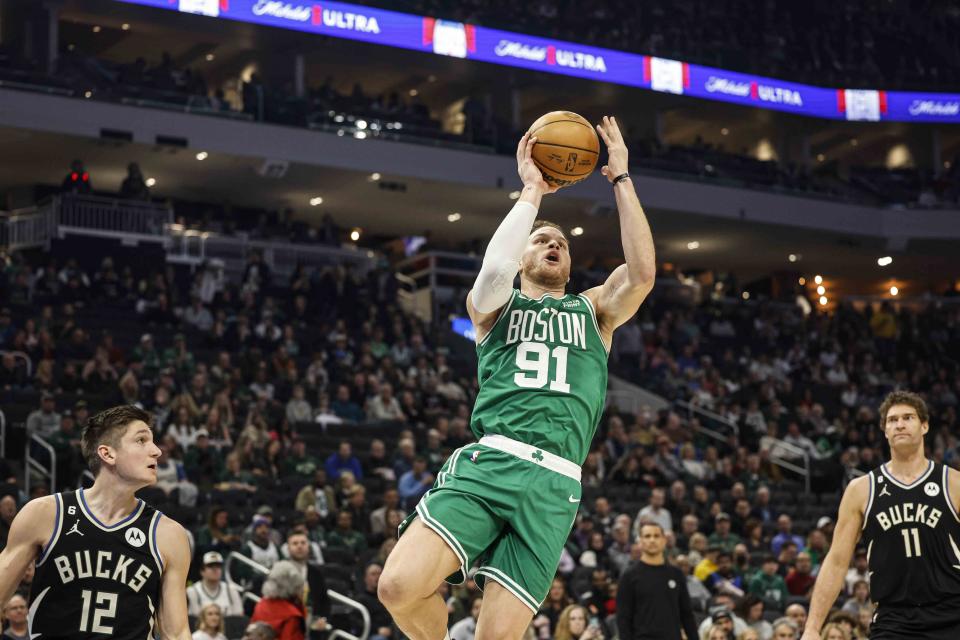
[377,568,417,612]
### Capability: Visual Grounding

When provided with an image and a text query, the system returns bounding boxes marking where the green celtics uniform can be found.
[399,289,608,613]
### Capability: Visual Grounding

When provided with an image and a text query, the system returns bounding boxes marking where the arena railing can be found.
[225,552,371,640]
[57,194,173,237]
[25,433,56,494]
[1,351,34,379]
[0,203,57,251]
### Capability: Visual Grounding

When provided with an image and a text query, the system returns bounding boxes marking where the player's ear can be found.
[97,443,116,468]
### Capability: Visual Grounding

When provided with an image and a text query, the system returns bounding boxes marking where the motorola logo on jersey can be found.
[125,527,146,548]
[925,482,941,497]
[875,502,942,531]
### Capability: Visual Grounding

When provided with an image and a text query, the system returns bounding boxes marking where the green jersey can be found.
[471,289,609,464]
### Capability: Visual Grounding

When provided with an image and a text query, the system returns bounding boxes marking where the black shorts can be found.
[871,600,960,640]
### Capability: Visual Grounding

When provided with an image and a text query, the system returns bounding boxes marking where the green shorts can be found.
[398,434,582,613]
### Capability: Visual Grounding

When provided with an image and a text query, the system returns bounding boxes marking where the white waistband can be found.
[478,434,581,482]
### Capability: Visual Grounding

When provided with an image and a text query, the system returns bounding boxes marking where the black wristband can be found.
[613,172,630,184]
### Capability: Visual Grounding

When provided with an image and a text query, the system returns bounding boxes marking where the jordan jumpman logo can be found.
[66,519,84,536]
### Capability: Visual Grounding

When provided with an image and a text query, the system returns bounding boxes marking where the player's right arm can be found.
[801,475,868,640]
[467,133,556,341]
[0,496,56,604]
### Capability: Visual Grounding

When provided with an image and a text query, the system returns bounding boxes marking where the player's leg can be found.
[474,580,537,640]
[379,518,461,640]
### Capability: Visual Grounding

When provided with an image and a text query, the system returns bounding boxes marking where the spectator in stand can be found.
[187,551,246,617]
[356,563,392,636]
[749,555,788,611]
[771,515,805,554]
[26,392,61,439]
[61,159,91,194]
[771,618,799,640]
[784,603,807,631]
[697,603,747,640]
[844,548,870,595]
[325,510,366,558]
[295,469,336,519]
[250,561,307,640]
[120,162,150,200]
[243,517,281,570]
[734,594,773,640]
[370,487,405,537]
[398,456,433,510]
[785,551,815,597]
[285,385,313,425]
[365,382,405,422]
[195,507,242,554]
[324,441,363,481]
[242,622,276,640]
[282,531,330,627]
[636,488,673,535]
[554,604,602,640]
[694,545,721,583]
[184,429,224,488]
[841,579,871,617]
[331,384,364,422]
[704,551,744,597]
[708,513,741,552]
[192,603,227,640]
[2,594,29,640]
[184,297,214,332]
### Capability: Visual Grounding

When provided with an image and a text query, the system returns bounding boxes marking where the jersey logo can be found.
[65,519,84,536]
[568,495,580,503]
[879,484,891,497]
[925,482,941,497]
[561,299,581,308]
[470,451,481,463]
[67,505,77,515]
[668,579,676,589]
[532,450,544,462]
[125,527,146,548]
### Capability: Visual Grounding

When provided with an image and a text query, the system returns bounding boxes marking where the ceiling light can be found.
[145,177,156,187]
[409,89,418,97]
[121,23,130,31]
[890,286,899,296]
[508,190,521,200]
[814,275,823,285]
[788,254,797,263]
[195,151,208,161]
[309,197,323,206]
[334,115,344,123]
[742,291,750,300]
[370,172,381,181]
[356,119,368,130]
[571,226,584,236]
[205,53,215,61]
[354,131,367,139]
[350,229,361,242]
[877,256,893,267]
[84,90,92,99]
[92,25,101,33]
[817,153,825,162]
[816,285,826,295]
[851,139,858,147]
[687,241,700,250]
[428,74,437,83]
[721,128,729,136]
[798,277,806,286]
[447,213,462,222]
[819,296,828,305]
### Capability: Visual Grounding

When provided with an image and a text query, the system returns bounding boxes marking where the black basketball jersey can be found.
[28,489,164,640]
[861,461,960,607]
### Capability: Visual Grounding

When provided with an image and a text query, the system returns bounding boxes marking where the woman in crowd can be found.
[553,604,602,640]
[192,603,228,640]
[250,560,307,640]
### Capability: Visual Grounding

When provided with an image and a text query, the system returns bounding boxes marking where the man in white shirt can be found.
[843,547,870,595]
[186,551,245,617]
[450,596,482,640]
[635,488,673,536]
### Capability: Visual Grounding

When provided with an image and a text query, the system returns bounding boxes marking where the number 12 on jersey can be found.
[901,527,922,557]
[514,342,570,393]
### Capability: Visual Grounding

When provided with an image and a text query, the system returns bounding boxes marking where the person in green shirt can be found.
[325,510,367,558]
[163,333,196,380]
[748,555,789,610]
[708,513,742,553]
[284,439,321,477]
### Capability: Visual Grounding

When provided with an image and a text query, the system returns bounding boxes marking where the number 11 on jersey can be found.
[514,342,570,393]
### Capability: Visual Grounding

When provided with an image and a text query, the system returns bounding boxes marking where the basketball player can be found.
[379,116,656,640]
[801,391,960,640]
[0,405,191,639]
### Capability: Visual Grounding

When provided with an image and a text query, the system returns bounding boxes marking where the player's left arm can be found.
[948,466,960,516]
[156,516,192,640]
[582,116,656,341]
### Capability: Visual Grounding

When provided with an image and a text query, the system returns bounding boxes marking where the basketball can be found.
[528,111,600,188]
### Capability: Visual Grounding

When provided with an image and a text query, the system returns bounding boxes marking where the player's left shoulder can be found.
[944,464,960,504]
[155,515,191,573]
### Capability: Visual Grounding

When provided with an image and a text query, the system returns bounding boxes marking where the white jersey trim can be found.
[862,471,875,531]
[36,494,64,567]
[880,460,934,490]
[479,434,581,481]
[27,585,51,636]
[577,293,610,354]
[76,488,146,531]
[148,511,164,572]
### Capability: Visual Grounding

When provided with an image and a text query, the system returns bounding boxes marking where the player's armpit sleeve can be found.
[471,201,538,313]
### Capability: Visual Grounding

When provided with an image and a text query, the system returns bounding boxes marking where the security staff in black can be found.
[28,488,164,639]
[801,391,960,640]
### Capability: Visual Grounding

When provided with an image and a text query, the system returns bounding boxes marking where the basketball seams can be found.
[532,158,591,180]
[529,118,594,137]
[534,141,600,155]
